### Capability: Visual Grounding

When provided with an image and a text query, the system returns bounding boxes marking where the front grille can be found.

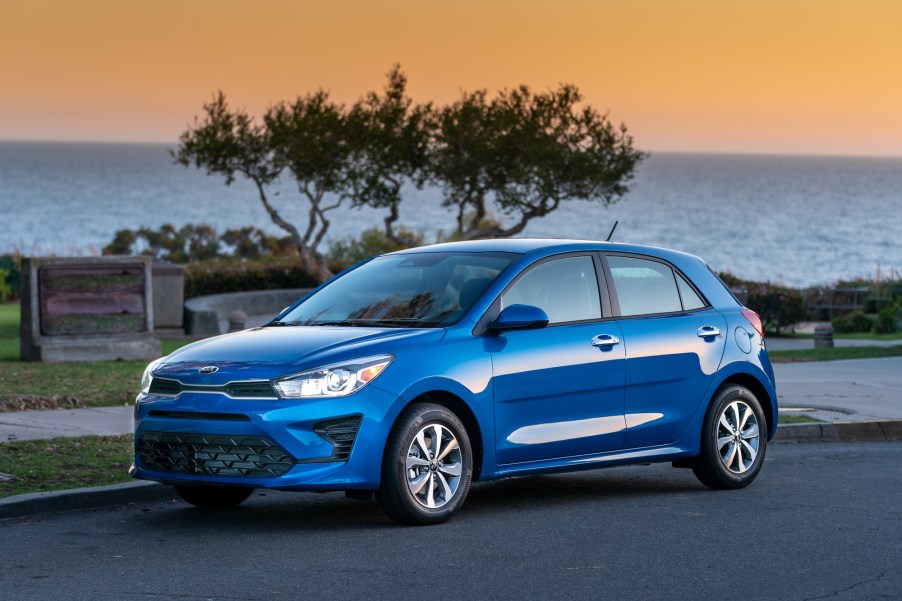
[138,432,294,477]
[313,415,363,462]
[147,378,277,399]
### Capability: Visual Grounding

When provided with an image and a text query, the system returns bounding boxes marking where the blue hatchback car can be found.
[133,239,777,524]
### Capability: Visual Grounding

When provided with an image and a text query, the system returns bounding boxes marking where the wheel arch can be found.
[713,371,777,440]
[387,390,487,480]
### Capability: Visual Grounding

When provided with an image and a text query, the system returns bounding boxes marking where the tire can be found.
[174,485,255,508]
[377,403,473,526]
[692,385,768,490]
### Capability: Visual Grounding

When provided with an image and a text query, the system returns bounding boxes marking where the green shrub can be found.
[718,274,808,335]
[327,227,425,270]
[873,304,900,334]
[0,269,11,303]
[832,310,872,334]
[185,257,318,298]
[0,254,21,301]
[104,224,297,263]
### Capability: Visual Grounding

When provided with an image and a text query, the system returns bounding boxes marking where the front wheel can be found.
[174,485,255,508]
[693,385,767,489]
[377,403,473,525]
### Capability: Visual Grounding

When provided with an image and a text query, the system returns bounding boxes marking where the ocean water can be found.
[1,141,900,287]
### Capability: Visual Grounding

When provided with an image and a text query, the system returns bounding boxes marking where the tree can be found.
[345,65,433,246]
[430,84,646,239]
[175,90,353,282]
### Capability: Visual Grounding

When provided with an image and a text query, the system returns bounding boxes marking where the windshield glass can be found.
[276,251,518,327]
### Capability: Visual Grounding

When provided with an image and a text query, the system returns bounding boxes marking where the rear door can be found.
[603,254,727,449]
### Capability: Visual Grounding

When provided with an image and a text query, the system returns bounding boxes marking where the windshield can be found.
[276,251,518,327]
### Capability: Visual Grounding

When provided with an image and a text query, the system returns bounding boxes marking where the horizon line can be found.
[1,137,901,161]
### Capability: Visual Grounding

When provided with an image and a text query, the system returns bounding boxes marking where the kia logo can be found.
[198,366,219,374]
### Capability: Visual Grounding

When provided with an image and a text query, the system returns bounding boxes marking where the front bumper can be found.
[131,385,401,490]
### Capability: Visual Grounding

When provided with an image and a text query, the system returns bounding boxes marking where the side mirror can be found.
[489,304,549,332]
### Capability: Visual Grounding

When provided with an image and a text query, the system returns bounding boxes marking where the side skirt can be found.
[492,446,693,479]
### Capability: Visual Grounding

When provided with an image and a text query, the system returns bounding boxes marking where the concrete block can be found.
[20,256,160,362]
[151,261,184,330]
[834,421,885,441]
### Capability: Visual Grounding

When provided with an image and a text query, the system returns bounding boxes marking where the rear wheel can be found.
[377,403,473,525]
[693,385,767,489]
[174,485,255,508]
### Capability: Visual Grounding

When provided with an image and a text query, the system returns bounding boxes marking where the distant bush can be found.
[185,257,318,298]
[0,254,21,301]
[873,304,901,334]
[327,227,425,270]
[832,310,873,334]
[719,273,807,335]
[104,224,297,263]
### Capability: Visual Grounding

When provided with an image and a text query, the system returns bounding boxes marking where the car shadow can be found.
[134,464,711,531]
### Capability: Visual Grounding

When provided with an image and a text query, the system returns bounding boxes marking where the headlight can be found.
[273,355,393,399]
[140,358,164,394]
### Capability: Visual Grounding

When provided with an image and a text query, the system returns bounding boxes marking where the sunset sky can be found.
[2,0,901,156]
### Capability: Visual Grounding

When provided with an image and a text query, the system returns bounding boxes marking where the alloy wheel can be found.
[716,400,760,474]
[405,423,463,509]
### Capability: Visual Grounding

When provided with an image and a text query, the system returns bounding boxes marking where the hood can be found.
[154,325,445,384]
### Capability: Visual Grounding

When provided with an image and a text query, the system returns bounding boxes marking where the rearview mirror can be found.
[489,304,549,332]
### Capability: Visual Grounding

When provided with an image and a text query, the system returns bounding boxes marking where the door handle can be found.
[697,326,721,338]
[591,334,620,347]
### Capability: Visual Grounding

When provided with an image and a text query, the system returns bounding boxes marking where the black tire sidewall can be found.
[380,403,473,525]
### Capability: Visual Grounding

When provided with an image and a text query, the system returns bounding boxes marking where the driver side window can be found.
[501,256,602,324]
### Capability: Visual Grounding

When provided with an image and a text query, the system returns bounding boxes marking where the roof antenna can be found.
[605,220,619,242]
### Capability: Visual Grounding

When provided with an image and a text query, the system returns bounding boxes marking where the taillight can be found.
[741,309,765,339]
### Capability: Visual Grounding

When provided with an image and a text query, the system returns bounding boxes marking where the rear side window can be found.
[501,255,601,324]
[608,256,683,316]
[676,273,706,310]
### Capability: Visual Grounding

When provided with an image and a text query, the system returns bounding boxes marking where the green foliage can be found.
[184,257,318,298]
[429,84,646,239]
[327,227,426,269]
[721,275,807,335]
[0,254,21,301]
[104,223,296,263]
[873,304,901,334]
[345,65,432,245]
[0,270,11,303]
[832,310,873,334]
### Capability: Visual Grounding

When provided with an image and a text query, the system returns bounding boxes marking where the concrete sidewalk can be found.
[0,406,134,442]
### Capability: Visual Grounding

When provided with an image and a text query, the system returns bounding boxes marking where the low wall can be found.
[184,288,311,337]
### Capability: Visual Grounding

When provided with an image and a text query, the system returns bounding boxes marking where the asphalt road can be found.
[2,442,900,601]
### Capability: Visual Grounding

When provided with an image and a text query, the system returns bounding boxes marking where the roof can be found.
[390,237,701,264]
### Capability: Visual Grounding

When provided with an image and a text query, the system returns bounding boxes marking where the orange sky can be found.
[2,0,901,155]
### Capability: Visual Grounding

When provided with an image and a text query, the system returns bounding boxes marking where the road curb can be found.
[0,481,175,520]
[2,421,901,519]
[775,419,902,443]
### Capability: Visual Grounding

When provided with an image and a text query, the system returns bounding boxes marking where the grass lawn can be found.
[0,301,193,411]
[0,302,19,361]
[0,435,134,498]
[778,415,823,424]
[777,332,902,341]
[769,345,902,363]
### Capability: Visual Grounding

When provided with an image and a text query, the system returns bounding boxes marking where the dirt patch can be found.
[0,394,86,413]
